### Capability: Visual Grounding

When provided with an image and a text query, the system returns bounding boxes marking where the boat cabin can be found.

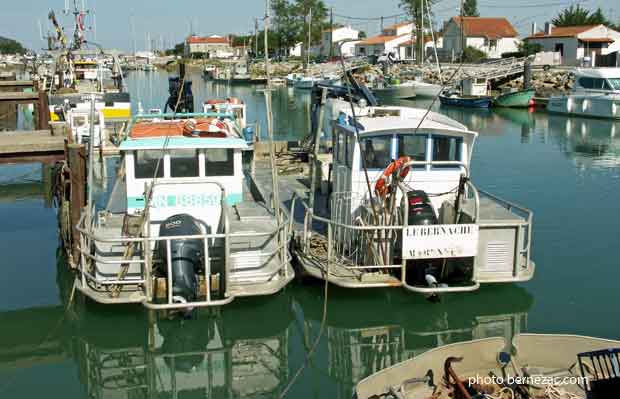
[203,99,247,128]
[119,117,247,235]
[330,104,476,224]
[67,108,105,146]
[573,67,620,93]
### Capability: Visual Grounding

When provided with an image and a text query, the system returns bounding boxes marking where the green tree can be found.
[165,42,185,56]
[518,41,542,56]
[359,31,367,39]
[271,0,298,55]
[399,0,434,63]
[462,0,479,17]
[551,5,610,27]
[462,46,486,62]
[0,36,27,55]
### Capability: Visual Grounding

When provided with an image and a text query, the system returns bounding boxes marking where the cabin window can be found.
[134,150,164,179]
[169,149,200,178]
[337,133,346,164]
[361,136,392,169]
[431,136,461,168]
[204,149,234,176]
[609,78,620,90]
[346,134,356,168]
[397,135,426,169]
[578,77,611,90]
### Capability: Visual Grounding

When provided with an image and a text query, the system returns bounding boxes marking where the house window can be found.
[358,47,366,55]
[204,149,234,176]
[555,43,564,56]
[489,39,497,48]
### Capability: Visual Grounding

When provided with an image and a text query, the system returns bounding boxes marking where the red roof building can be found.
[525,24,620,66]
[442,16,520,59]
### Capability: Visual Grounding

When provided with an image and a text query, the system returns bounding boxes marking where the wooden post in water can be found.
[67,143,86,267]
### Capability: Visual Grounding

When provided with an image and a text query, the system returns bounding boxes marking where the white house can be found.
[398,36,444,61]
[525,24,620,66]
[185,35,234,59]
[443,17,520,59]
[322,26,360,57]
[355,22,414,58]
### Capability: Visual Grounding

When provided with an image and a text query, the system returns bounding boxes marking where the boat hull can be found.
[372,85,417,100]
[439,94,493,108]
[411,81,442,98]
[494,88,535,108]
[547,94,620,119]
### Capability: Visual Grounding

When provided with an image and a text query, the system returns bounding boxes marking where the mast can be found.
[460,0,465,59]
[307,8,312,69]
[264,0,270,83]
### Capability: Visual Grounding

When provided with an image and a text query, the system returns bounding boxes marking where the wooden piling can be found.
[66,143,86,267]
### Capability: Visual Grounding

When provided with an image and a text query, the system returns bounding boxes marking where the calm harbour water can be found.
[0,70,619,398]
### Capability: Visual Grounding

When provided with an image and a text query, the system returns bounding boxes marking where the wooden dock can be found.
[0,130,65,164]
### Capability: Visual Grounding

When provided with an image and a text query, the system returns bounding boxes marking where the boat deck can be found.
[79,172,293,304]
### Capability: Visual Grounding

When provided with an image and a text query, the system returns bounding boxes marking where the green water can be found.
[0,70,619,398]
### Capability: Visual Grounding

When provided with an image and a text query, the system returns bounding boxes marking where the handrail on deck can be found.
[76,178,292,308]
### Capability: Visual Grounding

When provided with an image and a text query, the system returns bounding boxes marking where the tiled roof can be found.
[357,34,408,45]
[527,25,598,39]
[451,17,518,39]
[579,37,614,43]
[187,36,230,45]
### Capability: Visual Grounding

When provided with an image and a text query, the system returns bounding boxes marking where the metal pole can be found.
[307,8,312,69]
[85,93,96,227]
[460,0,465,60]
[264,0,271,83]
[424,0,442,82]
[255,18,259,58]
[329,7,334,58]
[308,88,326,211]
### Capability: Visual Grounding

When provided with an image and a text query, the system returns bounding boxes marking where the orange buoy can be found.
[374,156,411,197]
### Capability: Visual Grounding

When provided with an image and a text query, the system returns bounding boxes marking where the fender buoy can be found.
[374,156,411,197]
[182,118,228,137]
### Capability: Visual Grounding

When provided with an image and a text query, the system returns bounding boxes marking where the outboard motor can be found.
[156,214,203,303]
[403,190,438,226]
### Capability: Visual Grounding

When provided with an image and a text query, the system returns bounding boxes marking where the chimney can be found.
[531,22,537,36]
[544,22,552,35]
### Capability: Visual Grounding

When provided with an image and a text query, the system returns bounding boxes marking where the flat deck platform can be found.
[0,130,65,164]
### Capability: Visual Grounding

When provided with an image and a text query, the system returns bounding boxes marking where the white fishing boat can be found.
[355,334,620,399]
[547,67,620,119]
[410,79,443,98]
[267,88,535,295]
[372,80,417,100]
[66,107,105,147]
[74,111,293,309]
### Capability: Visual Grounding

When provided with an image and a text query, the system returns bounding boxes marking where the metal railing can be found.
[290,159,508,293]
[76,180,291,309]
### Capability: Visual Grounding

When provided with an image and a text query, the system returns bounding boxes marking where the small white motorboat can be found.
[547,67,620,119]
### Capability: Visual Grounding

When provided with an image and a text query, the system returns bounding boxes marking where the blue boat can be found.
[438,91,494,108]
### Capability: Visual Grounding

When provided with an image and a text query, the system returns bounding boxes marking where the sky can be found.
[1,0,618,52]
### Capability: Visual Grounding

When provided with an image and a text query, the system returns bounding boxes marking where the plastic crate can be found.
[578,348,620,399]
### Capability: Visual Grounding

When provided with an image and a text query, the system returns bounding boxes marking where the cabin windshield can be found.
[134,150,164,179]
[72,113,100,126]
[170,149,199,178]
[578,77,613,90]
[361,136,392,169]
[205,149,234,176]
[608,78,620,90]
[397,135,426,169]
[432,136,462,168]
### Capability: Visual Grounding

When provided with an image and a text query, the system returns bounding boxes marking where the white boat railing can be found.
[76,180,292,309]
[290,160,484,292]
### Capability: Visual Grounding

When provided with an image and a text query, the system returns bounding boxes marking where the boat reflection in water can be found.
[69,292,293,399]
[546,114,620,170]
[295,284,533,398]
